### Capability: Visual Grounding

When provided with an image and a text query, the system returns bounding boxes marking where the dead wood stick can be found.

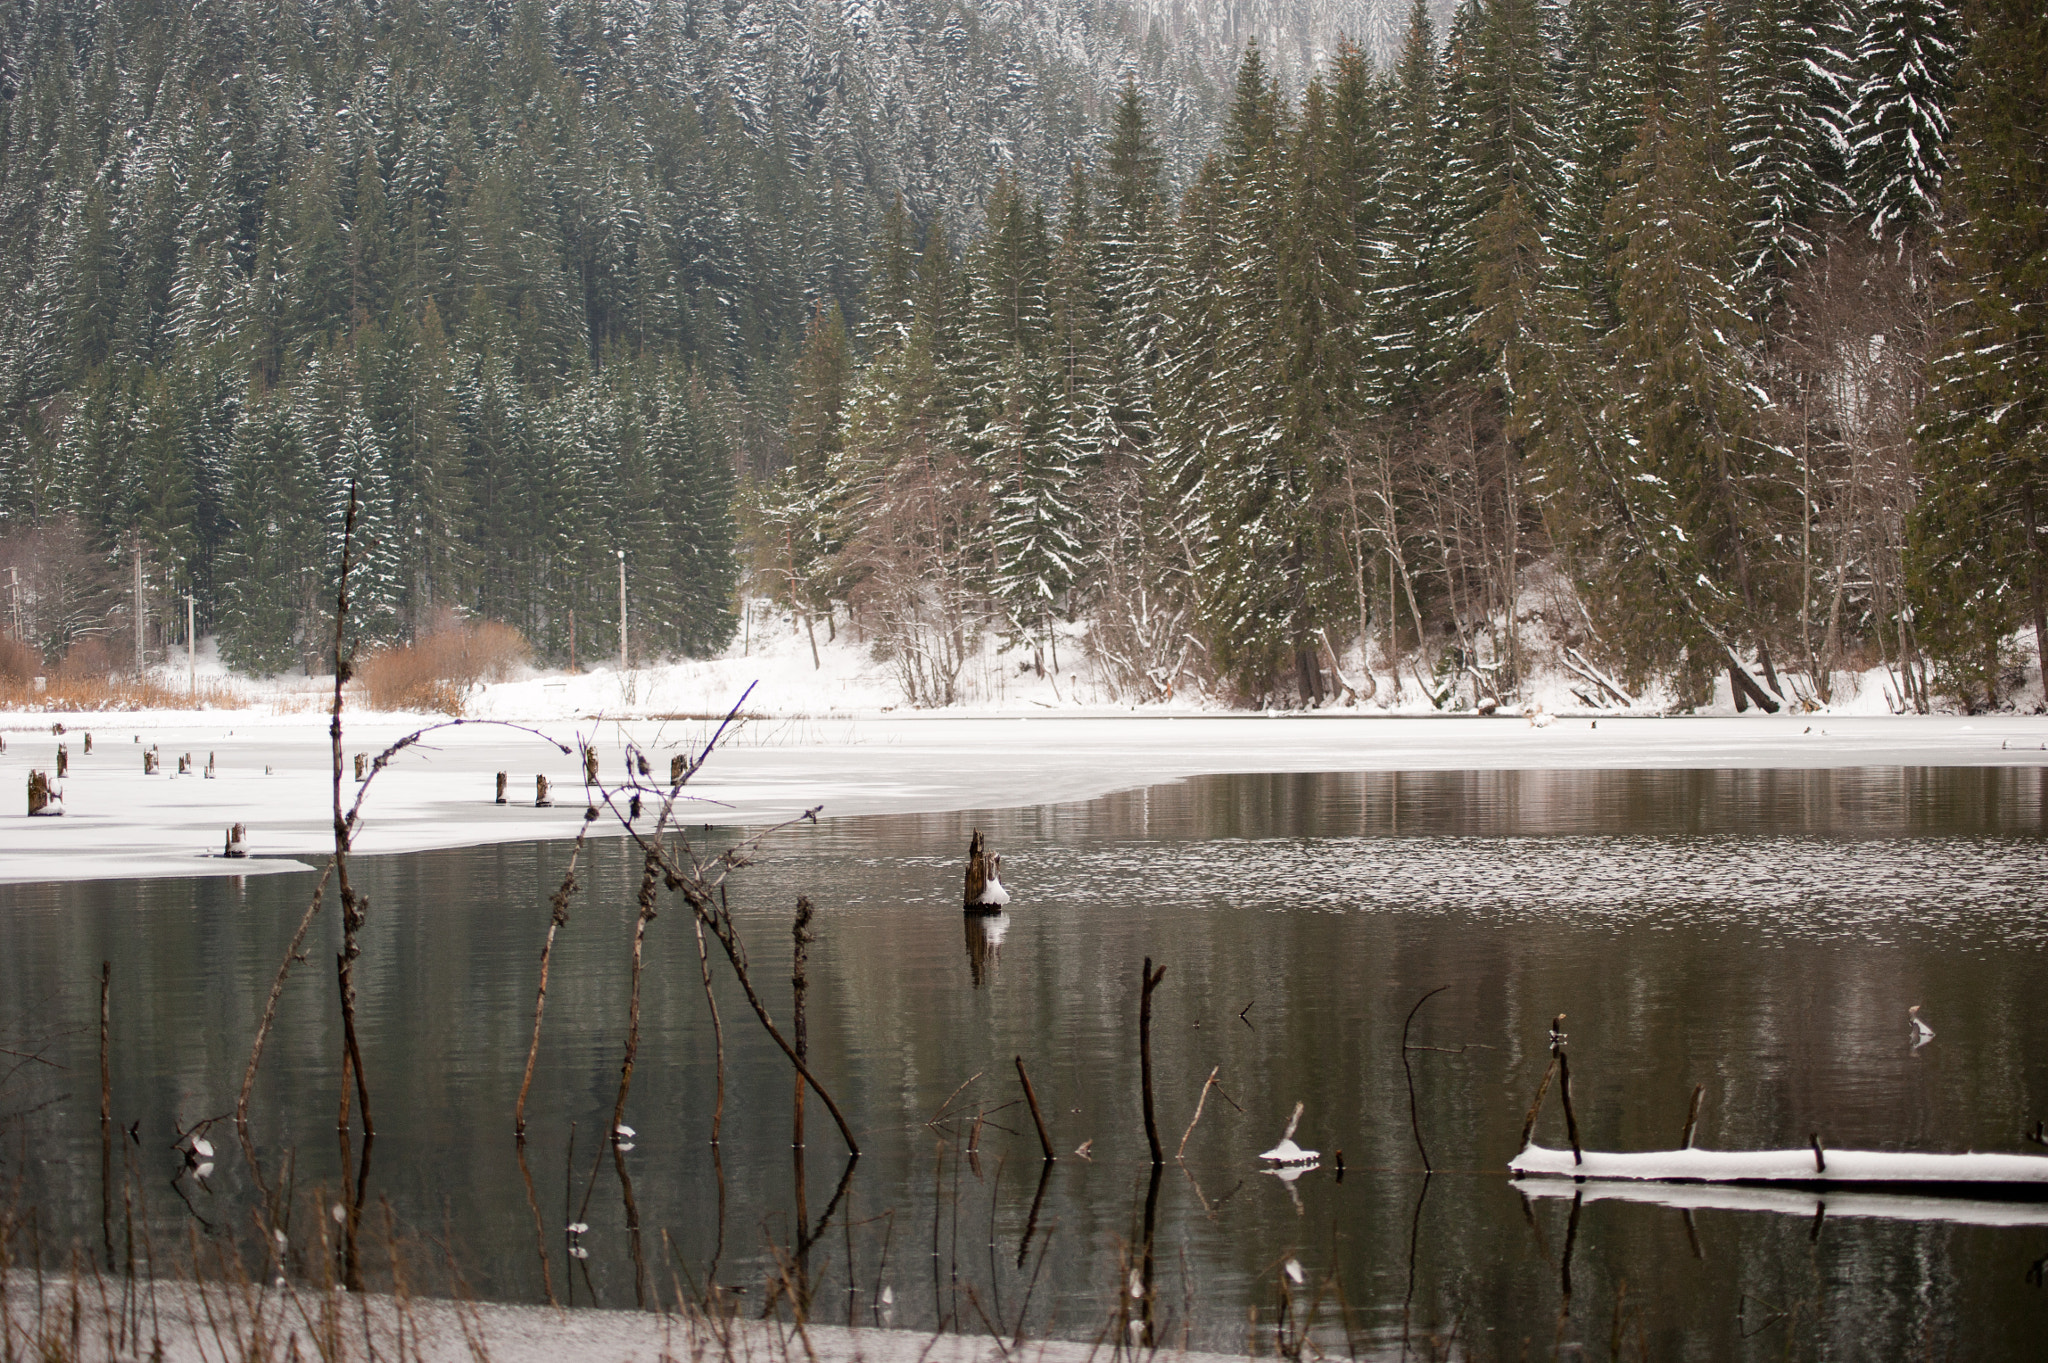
[1520,1057,1558,1150]
[1557,1051,1583,1165]
[611,847,663,1137]
[793,896,815,1152]
[329,482,373,1141]
[516,819,592,1139]
[695,914,726,1146]
[1015,1057,1054,1162]
[1401,986,1449,1172]
[1681,1084,1704,1149]
[1140,957,1167,1166]
[695,889,859,1157]
[1176,1066,1220,1162]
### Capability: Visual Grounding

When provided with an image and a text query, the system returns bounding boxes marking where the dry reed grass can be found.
[0,674,242,712]
[357,615,531,715]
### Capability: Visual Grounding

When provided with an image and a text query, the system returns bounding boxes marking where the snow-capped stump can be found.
[223,823,247,859]
[963,829,1009,911]
[1261,1101,1320,1166]
[27,770,62,816]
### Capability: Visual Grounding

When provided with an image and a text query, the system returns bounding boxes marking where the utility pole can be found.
[132,530,144,675]
[616,549,628,674]
[7,566,19,639]
[186,592,196,700]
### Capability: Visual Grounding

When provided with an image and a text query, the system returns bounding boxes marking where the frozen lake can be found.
[4,766,2048,1357]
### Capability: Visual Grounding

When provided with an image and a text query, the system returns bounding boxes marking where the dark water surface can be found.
[6,766,2048,1359]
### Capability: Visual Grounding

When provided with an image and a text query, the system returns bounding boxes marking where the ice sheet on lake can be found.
[2,711,2044,885]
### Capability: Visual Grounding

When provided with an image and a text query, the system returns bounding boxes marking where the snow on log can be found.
[1512,1176,2048,1228]
[1511,1143,2048,1194]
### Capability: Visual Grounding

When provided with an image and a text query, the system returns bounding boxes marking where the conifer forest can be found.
[0,0,2043,711]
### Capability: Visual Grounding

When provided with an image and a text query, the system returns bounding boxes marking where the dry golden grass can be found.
[0,673,244,712]
[356,615,531,715]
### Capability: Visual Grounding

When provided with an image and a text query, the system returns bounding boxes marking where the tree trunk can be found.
[2026,487,2048,702]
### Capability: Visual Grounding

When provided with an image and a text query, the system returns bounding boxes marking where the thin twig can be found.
[1176,1066,1221,1162]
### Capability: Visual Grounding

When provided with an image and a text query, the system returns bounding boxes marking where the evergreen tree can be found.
[1846,0,1960,240]
[1911,0,2048,705]
[217,397,323,674]
[1598,18,1788,694]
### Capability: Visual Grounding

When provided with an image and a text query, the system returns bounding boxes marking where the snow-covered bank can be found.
[4,702,2047,886]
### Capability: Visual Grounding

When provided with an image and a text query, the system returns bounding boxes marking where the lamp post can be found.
[616,549,628,675]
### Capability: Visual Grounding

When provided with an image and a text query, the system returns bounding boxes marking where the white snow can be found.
[1510,1143,2048,1188]
[1258,1137,1319,1166]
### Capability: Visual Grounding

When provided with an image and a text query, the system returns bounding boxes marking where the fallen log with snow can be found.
[1512,1176,2048,1228]
[1510,1143,2048,1197]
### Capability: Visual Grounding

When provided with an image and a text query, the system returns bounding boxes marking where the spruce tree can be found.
[1911,0,2048,705]
[1846,0,1960,240]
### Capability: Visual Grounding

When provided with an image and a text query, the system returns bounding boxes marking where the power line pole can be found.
[186,592,196,701]
[616,549,628,674]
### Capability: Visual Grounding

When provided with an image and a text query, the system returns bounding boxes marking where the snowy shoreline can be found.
[4,678,2047,886]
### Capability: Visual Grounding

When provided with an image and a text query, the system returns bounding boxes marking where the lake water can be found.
[4,767,2048,1358]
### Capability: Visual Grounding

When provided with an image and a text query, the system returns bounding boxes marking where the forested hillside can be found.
[0,0,1233,673]
[2,0,2044,714]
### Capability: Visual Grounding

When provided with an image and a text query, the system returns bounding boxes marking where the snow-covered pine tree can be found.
[326,409,405,652]
[1728,0,1857,310]
[1600,17,1790,698]
[1368,0,1459,410]
[1845,0,1960,241]
[216,398,324,675]
[1910,0,2048,707]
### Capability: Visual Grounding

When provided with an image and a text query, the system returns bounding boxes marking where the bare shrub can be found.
[0,634,38,682]
[55,635,115,679]
[357,612,531,714]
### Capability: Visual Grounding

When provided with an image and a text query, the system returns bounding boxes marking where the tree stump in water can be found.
[963,831,1009,913]
[583,747,599,784]
[223,823,247,858]
[495,771,508,805]
[535,774,552,808]
[56,745,67,778]
[28,770,61,815]
[963,830,989,907]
